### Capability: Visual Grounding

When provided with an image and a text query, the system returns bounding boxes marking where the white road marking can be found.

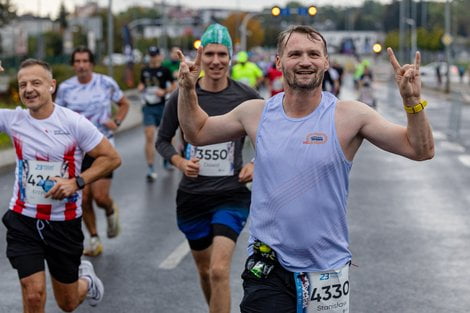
[158,240,190,270]
[432,130,446,140]
[440,141,465,153]
[458,155,470,167]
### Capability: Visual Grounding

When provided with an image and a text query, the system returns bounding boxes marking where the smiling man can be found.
[176,25,434,313]
[1,59,121,312]
[156,23,262,313]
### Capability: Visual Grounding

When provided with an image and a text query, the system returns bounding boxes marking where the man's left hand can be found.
[239,162,254,183]
[45,177,78,200]
[387,47,421,106]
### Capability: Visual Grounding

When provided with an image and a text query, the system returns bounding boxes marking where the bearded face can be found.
[281,64,325,91]
[276,32,329,92]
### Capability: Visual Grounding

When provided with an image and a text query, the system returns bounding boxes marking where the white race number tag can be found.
[143,86,161,104]
[187,142,235,176]
[23,160,65,205]
[302,263,350,313]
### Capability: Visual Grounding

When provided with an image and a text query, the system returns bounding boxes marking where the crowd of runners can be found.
[0,23,433,313]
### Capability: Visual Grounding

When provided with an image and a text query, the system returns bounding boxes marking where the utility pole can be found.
[160,0,168,53]
[107,0,114,77]
[399,0,407,62]
[444,0,451,93]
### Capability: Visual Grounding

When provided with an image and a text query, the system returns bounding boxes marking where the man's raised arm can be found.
[387,47,434,160]
[176,47,209,145]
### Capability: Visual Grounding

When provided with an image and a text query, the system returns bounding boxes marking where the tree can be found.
[56,1,68,32]
[0,0,16,27]
[44,31,63,56]
[223,13,264,50]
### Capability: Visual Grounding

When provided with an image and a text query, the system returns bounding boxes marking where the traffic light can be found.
[307,5,318,16]
[372,43,382,54]
[271,6,281,17]
[272,5,317,17]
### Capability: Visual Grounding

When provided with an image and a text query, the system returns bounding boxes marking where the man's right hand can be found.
[177,157,200,178]
[177,47,202,90]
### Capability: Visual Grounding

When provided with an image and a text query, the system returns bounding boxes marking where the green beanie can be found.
[200,23,233,58]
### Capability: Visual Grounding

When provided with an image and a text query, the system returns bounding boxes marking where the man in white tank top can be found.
[176,25,434,313]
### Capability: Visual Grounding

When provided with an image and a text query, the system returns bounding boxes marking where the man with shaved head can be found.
[1,59,121,312]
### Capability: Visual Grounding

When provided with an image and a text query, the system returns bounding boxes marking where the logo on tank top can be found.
[303,132,328,144]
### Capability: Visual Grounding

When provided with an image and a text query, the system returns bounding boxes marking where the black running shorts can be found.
[82,154,113,179]
[2,210,84,284]
[240,255,297,313]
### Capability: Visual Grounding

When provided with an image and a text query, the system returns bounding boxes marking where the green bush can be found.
[0,133,12,150]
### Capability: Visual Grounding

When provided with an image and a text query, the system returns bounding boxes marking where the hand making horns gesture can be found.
[387,47,421,104]
[176,46,203,90]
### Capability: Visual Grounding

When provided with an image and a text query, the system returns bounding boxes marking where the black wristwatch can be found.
[75,176,86,190]
[114,118,122,127]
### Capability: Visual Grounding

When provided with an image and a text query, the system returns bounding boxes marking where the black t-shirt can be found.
[140,65,174,105]
[156,78,262,193]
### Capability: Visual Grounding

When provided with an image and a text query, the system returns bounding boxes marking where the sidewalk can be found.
[0,89,143,170]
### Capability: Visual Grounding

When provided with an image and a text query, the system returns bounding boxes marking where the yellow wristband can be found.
[404,100,428,114]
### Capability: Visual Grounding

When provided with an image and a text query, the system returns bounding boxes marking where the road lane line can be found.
[440,141,465,152]
[432,130,446,140]
[458,155,470,167]
[158,240,190,270]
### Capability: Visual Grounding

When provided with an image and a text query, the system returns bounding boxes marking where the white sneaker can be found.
[106,203,120,238]
[79,260,104,307]
[146,172,157,182]
[83,236,103,257]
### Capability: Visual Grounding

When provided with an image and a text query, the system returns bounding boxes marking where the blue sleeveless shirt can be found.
[249,91,352,272]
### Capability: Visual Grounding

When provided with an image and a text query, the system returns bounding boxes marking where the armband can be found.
[404,100,427,114]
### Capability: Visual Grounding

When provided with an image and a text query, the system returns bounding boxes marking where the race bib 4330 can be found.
[295,263,350,313]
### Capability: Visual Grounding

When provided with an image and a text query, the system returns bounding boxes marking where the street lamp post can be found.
[405,18,417,63]
[240,13,257,52]
[107,0,114,77]
[444,0,452,94]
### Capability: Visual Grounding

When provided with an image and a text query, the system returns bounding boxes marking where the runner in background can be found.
[55,46,129,256]
[156,23,262,313]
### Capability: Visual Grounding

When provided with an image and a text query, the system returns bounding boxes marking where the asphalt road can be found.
[1,75,470,312]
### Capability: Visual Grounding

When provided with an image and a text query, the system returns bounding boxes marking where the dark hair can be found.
[277,25,328,57]
[19,58,52,74]
[71,46,95,65]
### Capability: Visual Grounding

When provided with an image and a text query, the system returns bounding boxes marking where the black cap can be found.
[148,46,160,56]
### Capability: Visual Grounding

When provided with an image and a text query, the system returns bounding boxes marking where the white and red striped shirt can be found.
[0,105,103,221]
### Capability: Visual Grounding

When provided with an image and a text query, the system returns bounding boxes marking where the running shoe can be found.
[146,172,157,182]
[107,203,120,238]
[79,260,104,307]
[163,159,174,171]
[83,236,103,257]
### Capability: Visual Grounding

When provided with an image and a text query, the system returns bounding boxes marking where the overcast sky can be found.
[13,0,392,18]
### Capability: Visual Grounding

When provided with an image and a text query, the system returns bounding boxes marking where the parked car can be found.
[102,49,143,65]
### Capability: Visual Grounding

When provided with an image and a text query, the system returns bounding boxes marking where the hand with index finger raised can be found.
[387,47,421,104]
[177,46,203,90]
